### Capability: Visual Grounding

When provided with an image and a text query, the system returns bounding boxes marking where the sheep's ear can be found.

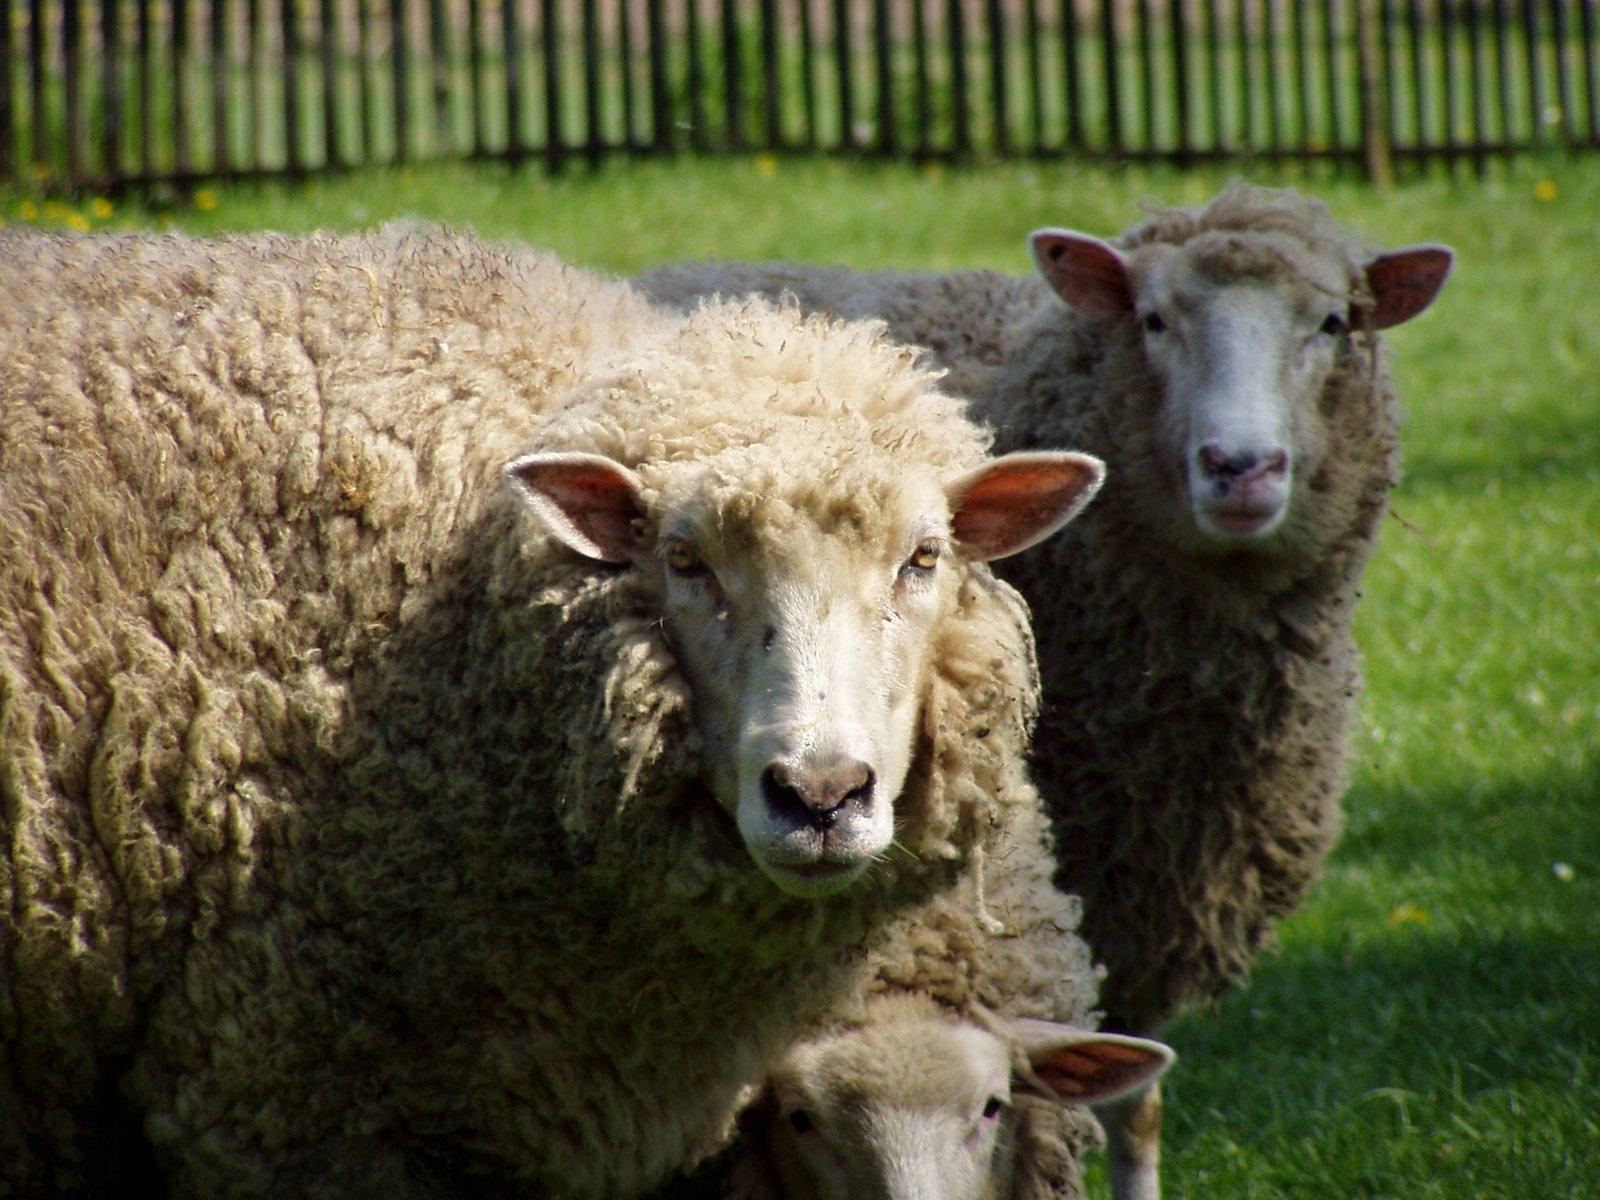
[1030,229,1135,318]
[1008,1019,1175,1106]
[505,452,647,564]
[947,451,1106,561]
[1361,243,1454,329]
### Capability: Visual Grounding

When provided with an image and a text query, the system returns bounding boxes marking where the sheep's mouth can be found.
[756,847,872,898]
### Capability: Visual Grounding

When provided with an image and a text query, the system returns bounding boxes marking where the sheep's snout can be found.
[1191,440,1291,540]
[761,757,877,833]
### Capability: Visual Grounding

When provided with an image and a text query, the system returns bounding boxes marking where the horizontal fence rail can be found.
[3,0,1598,189]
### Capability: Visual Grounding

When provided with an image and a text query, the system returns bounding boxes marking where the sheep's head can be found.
[507,443,1100,898]
[746,1000,1173,1200]
[1030,203,1451,550]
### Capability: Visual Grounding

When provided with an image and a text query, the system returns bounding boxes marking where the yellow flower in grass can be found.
[19,200,39,221]
[194,188,219,212]
[90,197,114,219]
[754,153,779,177]
[66,212,90,231]
[1386,904,1429,928]
[1534,179,1558,202]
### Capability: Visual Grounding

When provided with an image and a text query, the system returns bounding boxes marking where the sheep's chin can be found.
[754,855,872,899]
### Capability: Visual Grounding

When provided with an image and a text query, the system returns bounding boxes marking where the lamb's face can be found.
[757,1005,1175,1200]
[1030,225,1452,551]
[506,445,1102,899]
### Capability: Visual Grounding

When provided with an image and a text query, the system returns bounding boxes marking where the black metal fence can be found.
[4,0,1598,189]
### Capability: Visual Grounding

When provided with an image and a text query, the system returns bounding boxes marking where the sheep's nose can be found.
[1198,442,1289,483]
[761,757,876,832]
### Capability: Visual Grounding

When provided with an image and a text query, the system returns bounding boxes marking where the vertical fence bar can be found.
[834,0,854,150]
[176,0,194,175]
[505,0,525,159]
[29,0,46,170]
[583,0,603,161]
[1357,0,1393,181]
[283,0,303,169]
[392,0,411,160]
[429,0,450,153]
[321,0,340,165]
[64,0,85,181]
[948,0,969,154]
[472,0,490,155]
[986,0,1009,154]
[1101,0,1121,153]
[646,0,671,152]
[1440,0,1460,162]
[1522,0,1542,145]
[1404,0,1424,151]
[758,0,781,148]
[798,0,817,147]
[685,0,706,151]
[1136,0,1153,149]
[1549,0,1574,144]
[1323,0,1341,153]
[912,0,932,152]
[1582,0,1599,144]
[141,0,158,175]
[1239,0,1257,152]
[0,0,13,180]
[1466,0,1489,168]
[358,0,377,160]
[1290,0,1310,147]
[721,0,743,150]
[1264,0,1284,158]
[104,0,125,179]
[1062,0,1083,150]
[1024,0,1043,152]
[620,0,639,149]
[1493,0,1514,145]
[1173,0,1192,162]
[212,0,230,173]
[874,0,896,152]
[543,0,565,167]
[1205,0,1226,151]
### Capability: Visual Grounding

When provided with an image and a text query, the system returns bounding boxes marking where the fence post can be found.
[1356,0,1393,185]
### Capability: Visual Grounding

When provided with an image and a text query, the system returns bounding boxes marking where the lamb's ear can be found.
[947,451,1106,561]
[1361,243,1454,329]
[505,452,647,564]
[1030,229,1135,318]
[1008,1019,1175,1106]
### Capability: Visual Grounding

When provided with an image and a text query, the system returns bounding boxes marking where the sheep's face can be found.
[507,447,1102,899]
[756,1004,1175,1200]
[1031,226,1452,549]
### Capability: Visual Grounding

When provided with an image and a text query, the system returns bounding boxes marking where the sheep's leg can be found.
[1098,1080,1162,1200]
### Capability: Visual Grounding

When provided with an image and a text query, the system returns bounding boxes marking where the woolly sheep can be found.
[641,183,1453,1200]
[0,226,1106,1198]
[711,799,1175,1200]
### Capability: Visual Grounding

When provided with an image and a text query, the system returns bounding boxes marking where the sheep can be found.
[640,182,1454,1200]
[715,798,1176,1200]
[0,225,1106,1199]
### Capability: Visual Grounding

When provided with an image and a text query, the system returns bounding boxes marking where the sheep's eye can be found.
[1319,312,1349,337]
[1141,311,1167,334]
[787,1109,814,1134]
[905,539,942,573]
[664,539,703,574]
[981,1096,1006,1120]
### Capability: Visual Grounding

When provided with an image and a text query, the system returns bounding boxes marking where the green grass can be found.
[6,154,1596,1197]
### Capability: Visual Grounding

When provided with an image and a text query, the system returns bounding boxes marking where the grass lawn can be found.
[7,153,1596,1197]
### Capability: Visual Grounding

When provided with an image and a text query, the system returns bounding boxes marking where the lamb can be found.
[641,183,1453,1200]
[0,226,1106,1198]
[713,799,1175,1200]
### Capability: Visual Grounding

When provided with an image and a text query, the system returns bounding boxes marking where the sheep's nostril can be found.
[1199,443,1289,481]
[762,759,876,832]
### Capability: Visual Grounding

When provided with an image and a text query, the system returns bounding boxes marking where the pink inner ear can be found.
[949,453,1104,562]
[507,455,645,564]
[1031,1041,1166,1104]
[1031,231,1135,318]
[1364,244,1454,329]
